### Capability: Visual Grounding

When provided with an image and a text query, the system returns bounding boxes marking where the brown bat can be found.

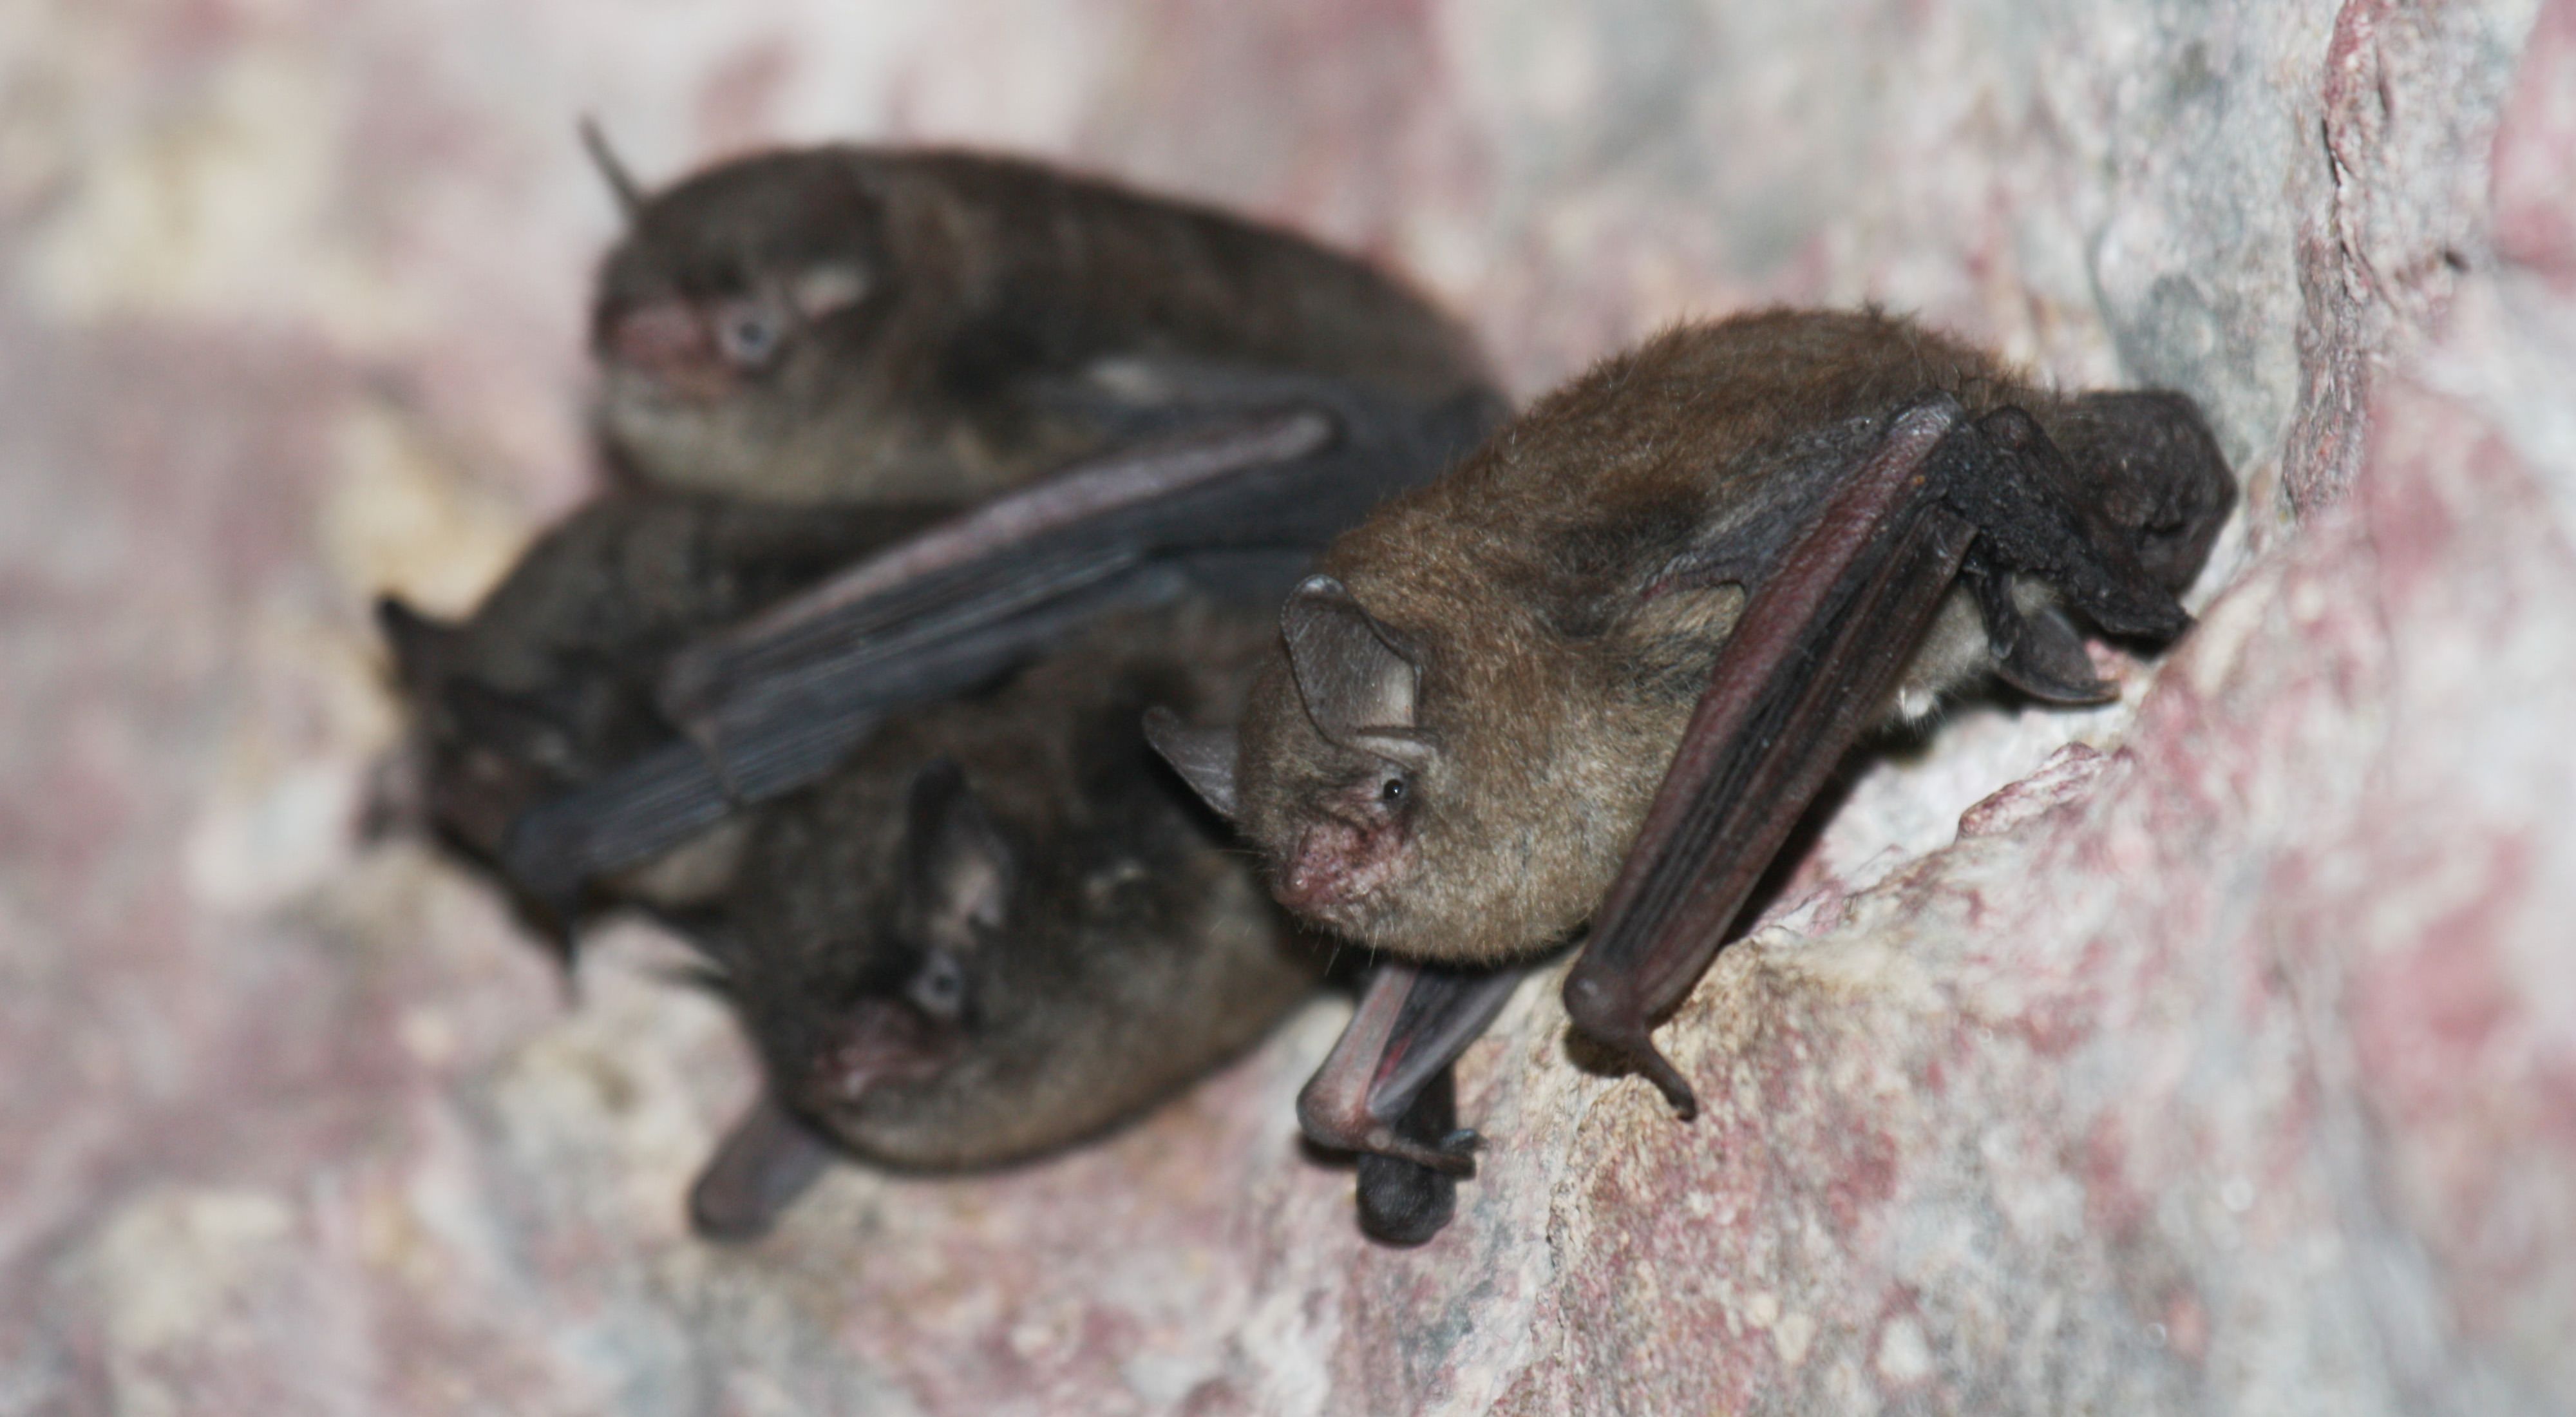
[580,126,1496,505]
[376,491,951,923]
[1146,309,2234,1215]
[482,136,1510,907]
[672,602,1457,1243]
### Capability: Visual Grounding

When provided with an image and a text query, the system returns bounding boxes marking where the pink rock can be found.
[1,0,2568,1412]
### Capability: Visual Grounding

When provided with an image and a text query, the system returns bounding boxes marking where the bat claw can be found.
[1564,973,1700,1116]
[1370,1128,1480,1176]
[1634,1045,1701,1121]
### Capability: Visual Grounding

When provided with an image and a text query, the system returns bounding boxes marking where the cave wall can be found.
[1,0,2568,1411]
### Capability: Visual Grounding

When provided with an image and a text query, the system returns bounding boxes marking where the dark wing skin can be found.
[502,370,1505,904]
[1297,390,2231,1199]
[1564,395,2215,1113]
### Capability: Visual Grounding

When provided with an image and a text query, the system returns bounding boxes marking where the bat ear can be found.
[578,115,647,222]
[687,1094,835,1242]
[1282,576,1434,765]
[904,758,1014,938]
[1142,707,1240,820]
[375,594,462,687]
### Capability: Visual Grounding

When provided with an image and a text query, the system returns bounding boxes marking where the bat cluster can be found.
[382,133,1501,1240]
[383,129,2232,1249]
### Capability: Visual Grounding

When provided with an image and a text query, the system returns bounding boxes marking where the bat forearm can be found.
[1564,401,1977,1114]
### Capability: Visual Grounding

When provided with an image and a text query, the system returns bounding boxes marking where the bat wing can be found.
[1295,389,2229,1241]
[1562,394,2222,1115]
[502,370,1504,903]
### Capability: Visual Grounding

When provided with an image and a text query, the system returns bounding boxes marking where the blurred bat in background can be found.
[377,492,950,927]
[580,128,1497,504]
[378,138,1502,1239]
[1148,309,2233,1228]
[670,602,1455,1244]
[479,136,1506,909]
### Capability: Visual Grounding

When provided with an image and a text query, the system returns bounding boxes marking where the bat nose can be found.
[1274,823,1376,917]
[1273,856,1345,915]
[605,302,735,401]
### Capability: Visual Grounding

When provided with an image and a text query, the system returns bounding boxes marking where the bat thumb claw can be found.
[1636,1048,1700,1121]
[1563,970,1697,1114]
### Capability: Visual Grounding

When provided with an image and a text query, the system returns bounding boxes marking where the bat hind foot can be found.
[1355,1067,1464,1245]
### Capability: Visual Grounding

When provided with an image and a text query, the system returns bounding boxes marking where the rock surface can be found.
[2,0,2570,1412]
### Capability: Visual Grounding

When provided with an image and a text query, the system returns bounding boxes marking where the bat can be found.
[1146,309,2235,1225]
[483,135,1511,906]
[376,491,954,926]
[580,127,1497,506]
[670,600,1456,1242]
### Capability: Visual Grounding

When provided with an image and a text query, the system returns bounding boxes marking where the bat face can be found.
[710,602,1320,1174]
[591,151,914,501]
[1224,577,1662,967]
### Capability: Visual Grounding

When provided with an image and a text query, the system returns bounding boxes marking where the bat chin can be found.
[1275,889,1374,939]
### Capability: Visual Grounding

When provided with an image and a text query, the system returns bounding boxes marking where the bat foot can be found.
[1354,1065,1466,1245]
[1372,1128,1481,1176]
[1296,1087,1481,1176]
[1356,1154,1456,1245]
[1562,970,1700,1117]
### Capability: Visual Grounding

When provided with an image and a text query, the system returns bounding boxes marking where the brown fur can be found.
[1234,309,2109,964]
[717,600,1323,1169]
[593,147,1496,503]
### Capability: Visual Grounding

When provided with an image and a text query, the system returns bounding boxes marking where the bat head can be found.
[1211,575,1463,954]
[374,507,707,878]
[374,593,599,862]
[587,144,903,497]
[723,627,1315,1172]
[1164,569,1627,967]
[786,758,998,1123]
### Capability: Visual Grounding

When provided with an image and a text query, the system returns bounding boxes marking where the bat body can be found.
[588,142,1497,505]
[679,602,1459,1241]
[1150,308,2234,1199]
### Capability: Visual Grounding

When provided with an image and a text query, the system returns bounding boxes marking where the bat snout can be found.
[1273,817,1408,922]
[603,301,739,404]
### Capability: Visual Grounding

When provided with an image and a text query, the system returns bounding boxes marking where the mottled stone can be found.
[1,0,2568,1412]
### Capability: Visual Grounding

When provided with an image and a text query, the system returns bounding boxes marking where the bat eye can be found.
[712,300,786,370]
[906,949,969,1022]
[1378,774,1408,806]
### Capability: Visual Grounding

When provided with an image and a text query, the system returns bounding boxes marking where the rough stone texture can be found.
[2,1,2569,1412]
